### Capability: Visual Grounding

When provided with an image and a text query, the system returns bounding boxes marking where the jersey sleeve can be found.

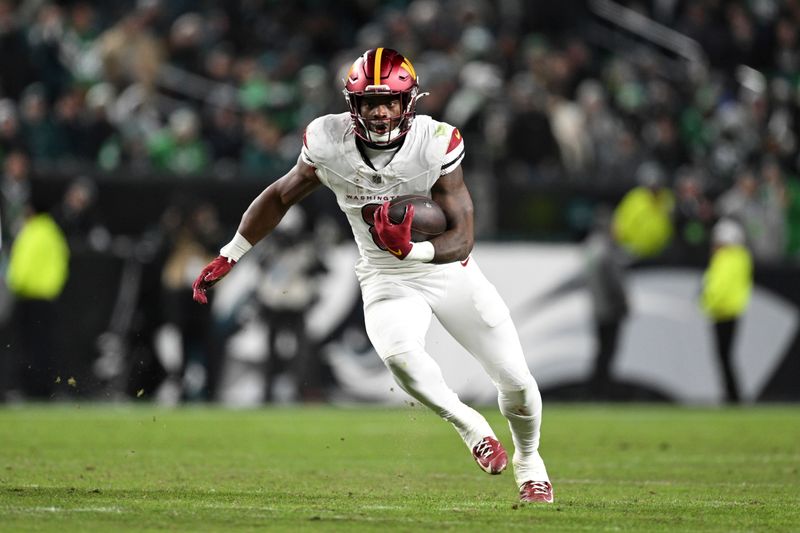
[440,127,465,175]
[300,126,317,167]
[300,115,342,189]
[300,115,334,168]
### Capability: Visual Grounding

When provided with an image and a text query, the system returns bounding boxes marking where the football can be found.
[388,194,447,242]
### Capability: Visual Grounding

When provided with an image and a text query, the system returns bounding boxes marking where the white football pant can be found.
[362,258,549,486]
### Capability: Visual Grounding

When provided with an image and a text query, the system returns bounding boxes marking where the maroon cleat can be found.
[471,436,508,474]
[519,481,554,503]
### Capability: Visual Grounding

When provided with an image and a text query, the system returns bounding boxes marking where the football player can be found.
[192,48,553,503]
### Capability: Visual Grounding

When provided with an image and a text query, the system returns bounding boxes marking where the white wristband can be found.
[405,241,435,262]
[219,232,253,262]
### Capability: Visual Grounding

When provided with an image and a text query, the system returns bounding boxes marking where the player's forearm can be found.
[429,166,474,264]
[430,228,473,263]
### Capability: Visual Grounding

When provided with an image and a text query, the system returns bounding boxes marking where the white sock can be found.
[498,376,550,486]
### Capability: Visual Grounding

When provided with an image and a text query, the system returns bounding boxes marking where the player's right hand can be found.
[374,201,415,259]
[192,255,236,304]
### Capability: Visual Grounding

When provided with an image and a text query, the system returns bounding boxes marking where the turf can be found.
[1,404,798,532]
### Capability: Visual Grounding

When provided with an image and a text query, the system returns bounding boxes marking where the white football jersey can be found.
[301,112,465,279]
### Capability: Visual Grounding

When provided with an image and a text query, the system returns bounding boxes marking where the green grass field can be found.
[1,404,798,532]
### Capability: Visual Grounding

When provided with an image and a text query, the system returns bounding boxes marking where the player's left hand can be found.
[374,201,415,259]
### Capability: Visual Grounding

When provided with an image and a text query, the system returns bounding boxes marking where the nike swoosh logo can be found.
[389,247,404,256]
[461,257,470,267]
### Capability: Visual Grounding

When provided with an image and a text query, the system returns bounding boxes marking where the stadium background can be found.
[1,0,799,404]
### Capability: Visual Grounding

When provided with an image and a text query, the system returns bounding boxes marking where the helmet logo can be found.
[400,59,416,80]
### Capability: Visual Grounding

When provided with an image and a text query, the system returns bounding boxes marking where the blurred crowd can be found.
[0,0,799,259]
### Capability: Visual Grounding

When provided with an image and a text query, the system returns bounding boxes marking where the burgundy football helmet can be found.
[343,48,422,146]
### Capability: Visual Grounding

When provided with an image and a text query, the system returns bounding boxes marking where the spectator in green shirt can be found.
[148,108,210,176]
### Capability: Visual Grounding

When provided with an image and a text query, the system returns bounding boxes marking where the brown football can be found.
[388,194,447,242]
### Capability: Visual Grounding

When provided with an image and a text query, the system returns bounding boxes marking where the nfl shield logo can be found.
[372,174,382,184]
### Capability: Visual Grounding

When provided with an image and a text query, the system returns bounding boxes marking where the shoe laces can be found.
[522,481,551,495]
[474,439,495,458]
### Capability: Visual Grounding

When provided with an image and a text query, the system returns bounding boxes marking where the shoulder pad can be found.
[301,113,350,167]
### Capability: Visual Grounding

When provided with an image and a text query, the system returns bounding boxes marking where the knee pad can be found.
[499,375,541,418]
[383,352,415,388]
[383,350,459,415]
[383,350,442,392]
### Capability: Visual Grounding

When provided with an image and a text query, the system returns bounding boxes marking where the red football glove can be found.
[192,255,236,304]
[374,201,415,260]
